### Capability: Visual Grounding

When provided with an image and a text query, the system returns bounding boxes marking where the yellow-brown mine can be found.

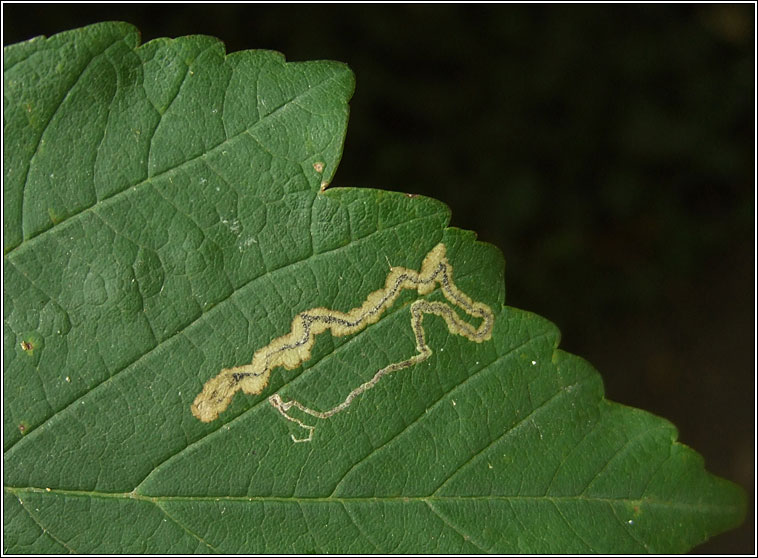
[191,243,495,440]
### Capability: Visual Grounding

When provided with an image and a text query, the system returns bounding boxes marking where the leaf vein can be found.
[608,501,652,552]
[340,502,383,552]
[6,210,434,456]
[423,499,489,553]
[126,213,445,491]
[145,59,190,178]
[7,70,343,257]
[329,331,552,497]
[12,495,77,553]
[6,485,742,510]
[549,500,595,552]
[91,52,121,205]
[16,36,122,247]
[152,500,220,553]
[543,415,602,496]
[430,378,583,497]
[580,424,671,497]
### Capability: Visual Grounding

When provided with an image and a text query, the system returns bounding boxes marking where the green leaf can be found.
[3,22,745,553]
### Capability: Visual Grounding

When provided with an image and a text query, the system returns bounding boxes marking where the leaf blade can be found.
[3,22,744,554]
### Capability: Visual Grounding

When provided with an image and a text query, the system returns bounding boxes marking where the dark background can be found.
[3,4,754,553]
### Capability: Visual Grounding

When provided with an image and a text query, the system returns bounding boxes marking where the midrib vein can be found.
[3,485,739,514]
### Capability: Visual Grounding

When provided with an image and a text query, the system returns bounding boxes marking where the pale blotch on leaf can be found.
[47,207,63,225]
[313,161,325,173]
[191,243,494,442]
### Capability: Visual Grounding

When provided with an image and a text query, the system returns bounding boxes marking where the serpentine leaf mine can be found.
[191,243,494,442]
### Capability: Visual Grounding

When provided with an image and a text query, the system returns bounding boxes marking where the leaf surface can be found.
[3,22,745,554]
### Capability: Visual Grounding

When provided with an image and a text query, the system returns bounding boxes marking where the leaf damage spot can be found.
[47,207,63,225]
[19,333,43,360]
[313,161,325,173]
[191,243,495,442]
